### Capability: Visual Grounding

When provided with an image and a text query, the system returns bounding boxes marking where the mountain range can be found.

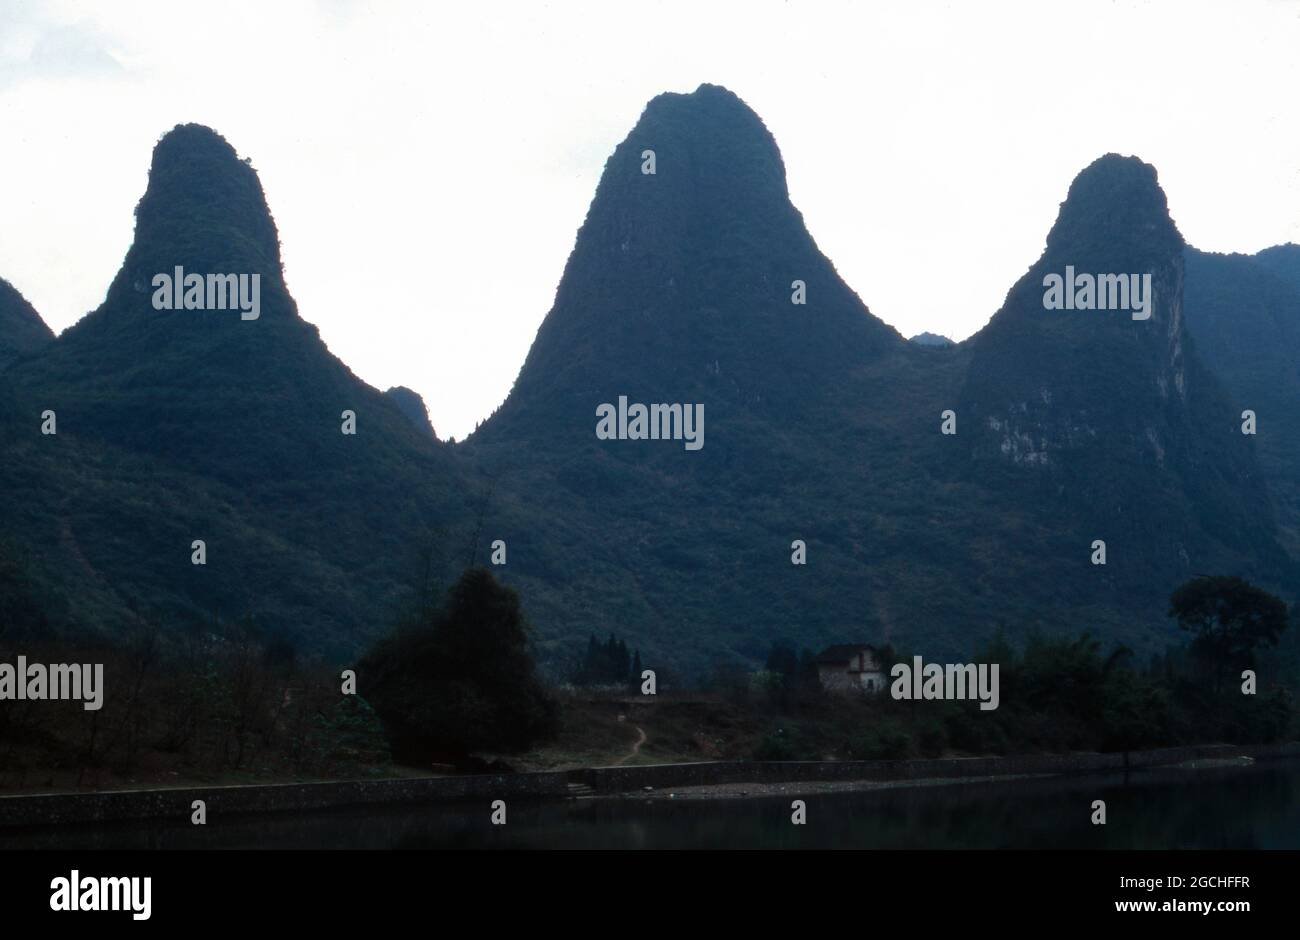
[1,85,1296,676]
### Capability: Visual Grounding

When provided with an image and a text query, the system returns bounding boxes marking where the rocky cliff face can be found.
[962,155,1189,468]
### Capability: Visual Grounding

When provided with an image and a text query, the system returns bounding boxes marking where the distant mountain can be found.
[956,155,1284,638]
[466,84,923,669]
[1252,243,1300,292]
[384,386,436,439]
[908,332,955,348]
[465,94,1288,672]
[1184,245,1300,557]
[0,93,1292,678]
[0,277,53,370]
[1,125,470,653]
[483,83,901,446]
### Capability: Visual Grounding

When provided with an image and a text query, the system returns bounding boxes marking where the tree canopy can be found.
[360,567,558,760]
[1169,575,1288,692]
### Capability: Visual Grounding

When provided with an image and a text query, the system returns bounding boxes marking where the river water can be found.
[9,758,1300,849]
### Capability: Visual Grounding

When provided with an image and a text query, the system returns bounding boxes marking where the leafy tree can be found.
[360,567,558,760]
[1169,576,1289,694]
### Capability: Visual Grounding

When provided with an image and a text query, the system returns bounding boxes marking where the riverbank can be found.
[632,755,1261,800]
[3,741,1297,829]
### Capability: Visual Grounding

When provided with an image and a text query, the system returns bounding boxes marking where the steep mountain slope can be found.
[466,85,931,671]
[1184,246,1300,556]
[468,103,1288,674]
[0,277,53,370]
[957,155,1282,616]
[1,126,469,653]
[961,152,1274,574]
[485,83,901,447]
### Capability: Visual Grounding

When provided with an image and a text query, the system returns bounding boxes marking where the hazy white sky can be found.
[2,0,1298,439]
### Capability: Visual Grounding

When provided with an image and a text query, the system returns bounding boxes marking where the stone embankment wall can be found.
[3,741,1297,827]
[571,742,1300,792]
[0,772,568,828]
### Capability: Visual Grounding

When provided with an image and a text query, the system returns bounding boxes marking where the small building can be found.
[814,644,888,694]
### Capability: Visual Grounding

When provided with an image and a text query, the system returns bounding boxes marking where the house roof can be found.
[813,643,880,666]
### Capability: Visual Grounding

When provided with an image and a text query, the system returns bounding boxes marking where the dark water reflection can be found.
[9,759,1300,850]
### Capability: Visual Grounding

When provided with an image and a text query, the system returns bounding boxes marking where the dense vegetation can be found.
[724,582,1297,763]
[1183,246,1300,559]
[1,575,1294,790]
[0,622,390,791]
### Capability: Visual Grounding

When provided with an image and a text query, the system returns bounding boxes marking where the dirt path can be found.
[614,726,647,765]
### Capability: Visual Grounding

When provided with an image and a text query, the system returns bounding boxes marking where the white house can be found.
[814,644,888,694]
